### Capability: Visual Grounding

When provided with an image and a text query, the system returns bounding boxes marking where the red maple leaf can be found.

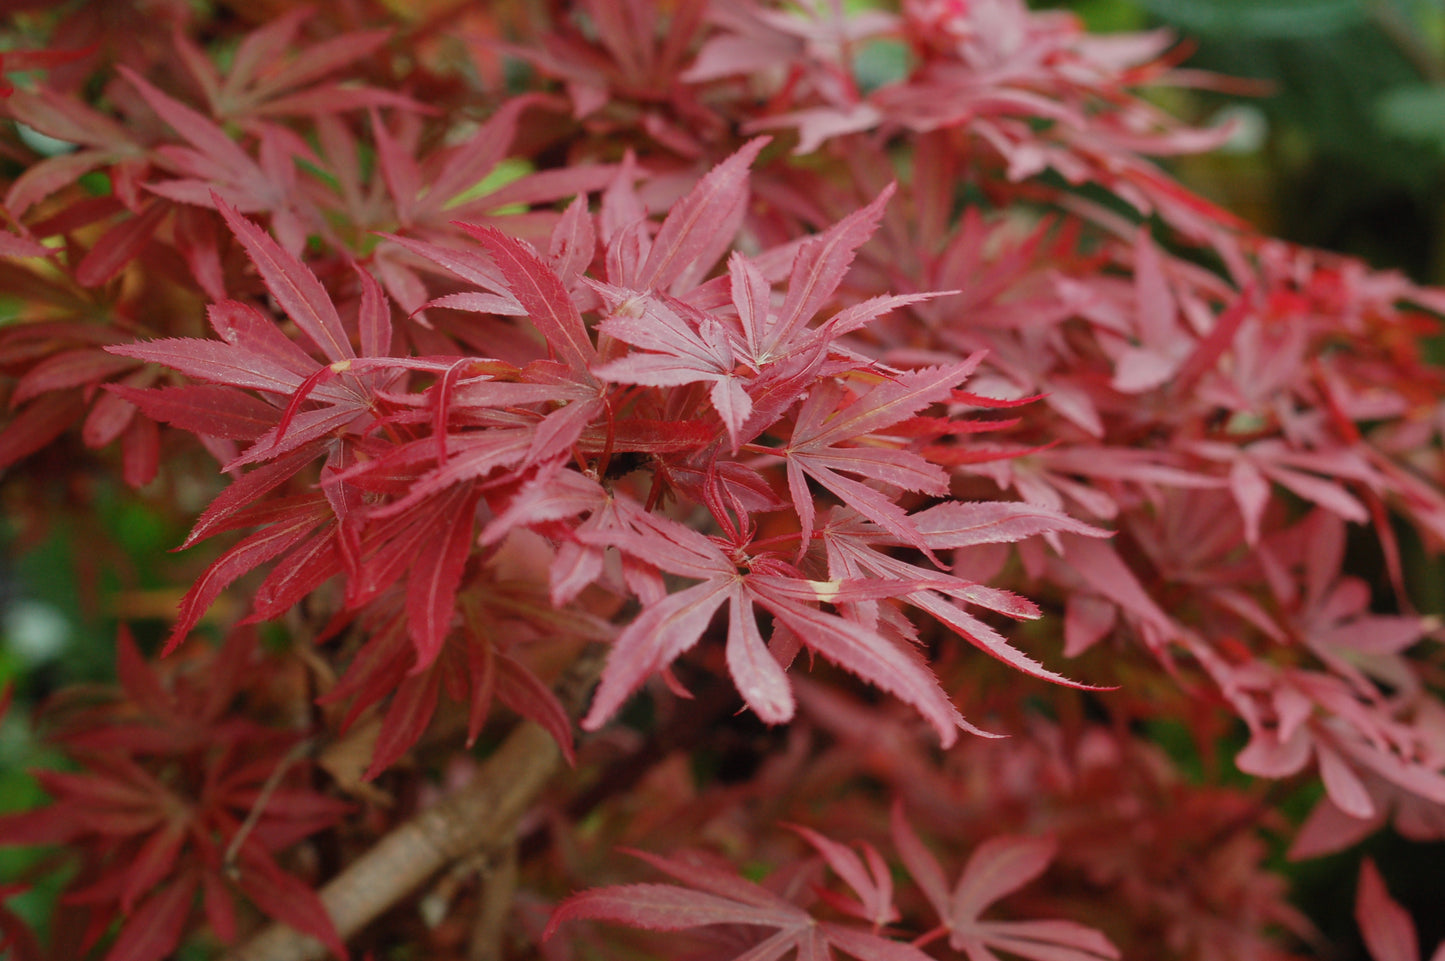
[0,631,348,961]
[780,358,985,553]
[544,846,935,961]
[892,806,1120,961]
[577,496,978,745]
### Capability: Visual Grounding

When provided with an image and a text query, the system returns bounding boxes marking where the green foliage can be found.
[1076,0,1445,278]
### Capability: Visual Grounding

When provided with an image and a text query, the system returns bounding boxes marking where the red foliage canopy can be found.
[2,1,1444,960]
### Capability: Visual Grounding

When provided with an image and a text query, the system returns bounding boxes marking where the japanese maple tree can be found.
[3,1,1445,960]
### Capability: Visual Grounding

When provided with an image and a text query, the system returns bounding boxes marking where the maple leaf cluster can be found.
[2,1,1445,960]
[0,631,347,961]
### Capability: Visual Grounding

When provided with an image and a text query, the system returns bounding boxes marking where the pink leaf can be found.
[0,230,49,259]
[208,299,320,375]
[549,193,597,286]
[754,586,984,746]
[710,376,754,451]
[726,589,794,725]
[119,66,257,182]
[354,263,393,358]
[109,337,305,400]
[891,803,951,920]
[1131,227,1177,347]
[582,578,734,731]
[789,825,898,927]
[0,392,86,470]
[784,362,982,549]
[370,108,420,224]
[821,924,942,961]
[546,883,794,936]
[495,652,577,765]
[120,415,160,488]
[635,137,769,292]
[1356,859,1419,961]
[115,626,172,717]
[248,29,397,110]
[119,820,187,914]
[406,486,480,669]
[11,348,138,407]
[247,525,345,623]
[102,878,196,961]
[466,226,597,375]
[182,447,318,548]
[1229,459,1271,546]
[909,591,1094,689]
[966,919,1120,961]
[1318,746,1376,820]
[913,501,1111,548]
[769,184,894,351]
[74,200,170,288]
[167,500,328,654]
[365,669,442,780]
[7,147,121,219]
[1259,463,1369,524]
[801,359,982,450]
[729,251,772,356]
[235,847,348,960]
[105,383,279,441]
[214,197,355,362]
[949,835,1057,925]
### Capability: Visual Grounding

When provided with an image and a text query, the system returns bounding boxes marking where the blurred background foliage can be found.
[1054,3,1445,954]
[1043,6,1445,955]
[1061,0,1445,283]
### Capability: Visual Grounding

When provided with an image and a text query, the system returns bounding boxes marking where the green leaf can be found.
[1138,0,1365,37]
[1377,84,1445,153]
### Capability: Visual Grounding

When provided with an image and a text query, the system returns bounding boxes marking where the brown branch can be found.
[468,839,518,961]
[223,644,605,961]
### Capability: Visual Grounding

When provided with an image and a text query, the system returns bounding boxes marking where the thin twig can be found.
[224,738,314,876]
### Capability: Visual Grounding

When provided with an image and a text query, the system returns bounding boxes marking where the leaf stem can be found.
[912,924,948,948]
